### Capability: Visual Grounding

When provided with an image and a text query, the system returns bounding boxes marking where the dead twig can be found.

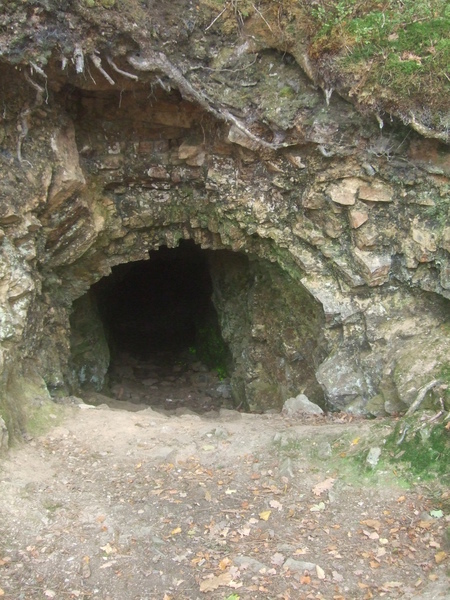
[251,2,272,33]
[404,379,442,418]
[205,4,228,31]
[428,396,447,423]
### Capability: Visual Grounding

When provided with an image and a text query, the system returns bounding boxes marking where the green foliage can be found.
[296,0,450,113]
[438,363,450,408]
[384,420,450,482]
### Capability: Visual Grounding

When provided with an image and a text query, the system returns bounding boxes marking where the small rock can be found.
[327,178,362,206]
[234,555,268,573]
[282,394,324,417]
[216,383,232,399]
[317,442,332,459]
[283,557,317,573]
[366,447,381,468]
[353,247,391,286]
[349,208,369,229]
[359,181,393,203]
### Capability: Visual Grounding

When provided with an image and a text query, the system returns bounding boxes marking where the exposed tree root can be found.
[90,53,115,85]
[106,56,139,81]
[18,68,47,165]
[127,51,294,154]
[404,379,442,418]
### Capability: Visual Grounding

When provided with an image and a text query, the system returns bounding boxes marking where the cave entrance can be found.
[70,239,327,414]
[70,240,233,414]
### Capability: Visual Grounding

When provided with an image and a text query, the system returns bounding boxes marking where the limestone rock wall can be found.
[0,7,449,440]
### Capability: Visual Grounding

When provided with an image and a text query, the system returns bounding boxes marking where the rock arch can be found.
[1,39,450,442]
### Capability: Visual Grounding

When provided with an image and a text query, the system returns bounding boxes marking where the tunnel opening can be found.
[94,240,225,362]
[70,240,234,414]
[69,239,328,414]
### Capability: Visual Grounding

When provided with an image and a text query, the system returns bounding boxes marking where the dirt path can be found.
[0,392,449,599]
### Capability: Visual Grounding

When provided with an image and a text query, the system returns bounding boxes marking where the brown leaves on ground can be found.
[0,409,448,599]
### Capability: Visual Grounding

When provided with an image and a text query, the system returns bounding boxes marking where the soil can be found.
[0,357,449,600]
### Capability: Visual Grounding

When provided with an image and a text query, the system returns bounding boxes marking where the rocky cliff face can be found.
[0,1,449,441]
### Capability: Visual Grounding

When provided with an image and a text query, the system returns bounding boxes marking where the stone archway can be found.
[1,39,450,444]
[68,239,328,412]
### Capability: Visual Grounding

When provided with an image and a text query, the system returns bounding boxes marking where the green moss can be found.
[0,362,62,442]
[307,0,449,110]
[438,363,450,409]
[385,420,450,482]
[26,400,65,437]
[84,0,116,7]
[279,85,295,99]
[195,313,231,377]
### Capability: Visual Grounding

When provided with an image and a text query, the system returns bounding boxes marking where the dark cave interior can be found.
[90,240,226,364]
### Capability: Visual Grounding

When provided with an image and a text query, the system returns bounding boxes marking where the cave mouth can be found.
[75,240,233,413]
[93,240,224,361]
[70,238,327,413]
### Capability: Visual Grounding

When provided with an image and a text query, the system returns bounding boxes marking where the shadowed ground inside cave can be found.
[75,241,234,414]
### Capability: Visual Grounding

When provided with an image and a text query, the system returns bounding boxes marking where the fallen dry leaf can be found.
[100,543,117,555]
[199,572,242,592]
[435,551,447,564]
[269,499,282,510]
[170,527,182,535]
[363,530,379,540]
[300,574,311,585]
[361,519,381,532]
[259,510,271,521]
[312,478,336,496]
[271,552,285,566]
[316,565,325,580]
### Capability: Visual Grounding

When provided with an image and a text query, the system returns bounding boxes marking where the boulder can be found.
[282,394,324,417]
